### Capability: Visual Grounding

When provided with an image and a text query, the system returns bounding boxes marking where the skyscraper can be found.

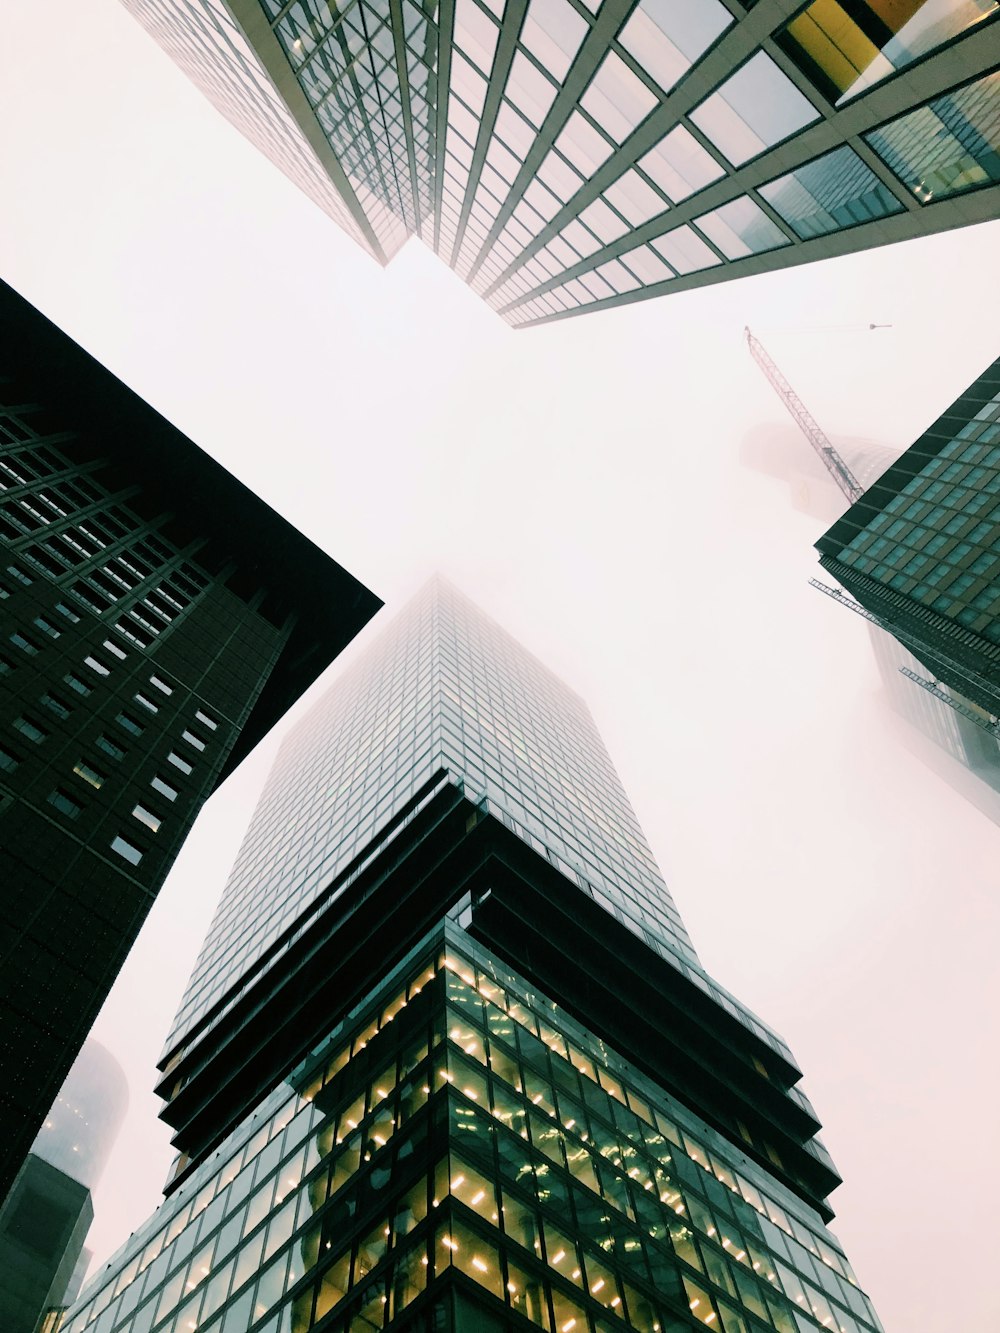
[0,279,380,1200]
[0,1041,128,1333]
[121,0,999,325]
[741,418,1000,820]
[62,579,881,1333]
[816,354,1000,725]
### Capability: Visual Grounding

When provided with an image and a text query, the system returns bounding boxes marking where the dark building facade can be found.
[0,280,380,1201]
[62,580,881,1333]
[0,1041,128,1333]
[816,354,1000,723]
[120,0,1000,325]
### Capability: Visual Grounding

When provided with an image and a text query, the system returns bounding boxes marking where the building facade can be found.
[63,580,881,1333]
[121,0,1000,325]
[816,354,1000,722]
[0,279,380,1200]
[0,1041,129,1333]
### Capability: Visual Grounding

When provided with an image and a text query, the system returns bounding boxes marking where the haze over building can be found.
[0,280,380,1201]
[121,0,1000,324]
[64,580,881,1333]
[816,353,1000,761]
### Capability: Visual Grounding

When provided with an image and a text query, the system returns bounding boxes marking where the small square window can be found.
[0,747,19,773]
[48,789,82,819]
[55,602,81,623]
[10,633,39,656]
[111,835,143,865]
[193,710,217,731]
[84,656,111,677]
[40,694,71,720]
[132,805,161,833]
[167,751,193,775]
[7,565,31,585]
[181,730,206,751]
[150,676,173,696]
[34,617,60,639]
[151,776,178,802]
[135,694,159,714]
[116,713,144,737]
[63,673,91,696]
[73,761,105,789]
[103,639,127,661]
[95,735,125,761]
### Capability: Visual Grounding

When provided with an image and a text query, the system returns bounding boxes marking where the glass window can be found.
[168,751,193,775]
[865,70,1000,202]
[652,224,722,273]
[13,716,46,744]
[618,0,733,94]
[691,52,820,164]
[695,196,790,257]
[73,761,105,789]
[506,51,560,127]
[96,734,125,761]
[133,805,162,833]
[779,0,999,105]
[759,144,904,236]
[638,126,723,201]
[111,835,143,865]
[602,169,667,224]
[555,111,615,174]
[520,0,589,81]
[580,53,659,142]
[48,789,82,819]
[151,775,179,801]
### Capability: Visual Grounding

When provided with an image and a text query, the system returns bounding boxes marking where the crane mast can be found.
[744,327,864,503]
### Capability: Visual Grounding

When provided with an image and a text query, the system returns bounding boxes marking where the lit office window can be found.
[779,0,999,105]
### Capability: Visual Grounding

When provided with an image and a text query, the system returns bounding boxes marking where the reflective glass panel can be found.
[690,52,820,164]
[695,196,790,257]
[618,0,734,94]
[759,144,905,236]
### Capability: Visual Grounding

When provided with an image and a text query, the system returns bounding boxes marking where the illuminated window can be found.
[779,0,999,104]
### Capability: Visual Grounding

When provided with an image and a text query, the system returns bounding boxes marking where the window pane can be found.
[865,70,1000,202]
[638,126,723,201]
[619,0,733,94]
[760,144,905,236]
[695,196,790,257]
[651,224,722,274]
[580,53,658,142]
[780,0,999,105]
[691,52,819,165]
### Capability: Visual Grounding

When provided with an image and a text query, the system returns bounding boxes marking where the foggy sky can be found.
[1,3,998,1329]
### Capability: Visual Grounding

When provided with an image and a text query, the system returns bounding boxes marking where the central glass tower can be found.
[63,579,882,1333]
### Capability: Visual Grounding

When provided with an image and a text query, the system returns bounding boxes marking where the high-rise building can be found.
[121,0,1000,325]
[816,354,1000,724]
[741,420,1000,819]
[0,279,380,1200]
[0,1041,129,1333]
[62,579,882,1333]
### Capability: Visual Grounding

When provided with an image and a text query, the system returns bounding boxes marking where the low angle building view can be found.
[0,279,380,1202]
[815,353,1000,744]
[121,0,1000,323]
[1,0,998,1329]
[58,580,882,1333]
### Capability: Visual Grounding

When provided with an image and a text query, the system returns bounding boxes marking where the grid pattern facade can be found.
[166,577,700,1054]
[818,356,1000,718]
[63,931,882,1333]
[122,0,1000,323]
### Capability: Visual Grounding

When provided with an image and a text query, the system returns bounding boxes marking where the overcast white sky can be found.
[2,3,999,1329]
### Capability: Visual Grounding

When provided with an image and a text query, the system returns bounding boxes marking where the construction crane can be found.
[744,326,864,503]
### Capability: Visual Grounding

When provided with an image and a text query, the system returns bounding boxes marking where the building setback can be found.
[0,279,380,1201]
[816,354,1000,724]
[63,579,882,1333]
[121,0,1000,325]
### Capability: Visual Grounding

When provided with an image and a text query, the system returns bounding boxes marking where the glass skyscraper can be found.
[119,0,1000,325]
[62,579,881,1333]
[816,354,1000,723]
